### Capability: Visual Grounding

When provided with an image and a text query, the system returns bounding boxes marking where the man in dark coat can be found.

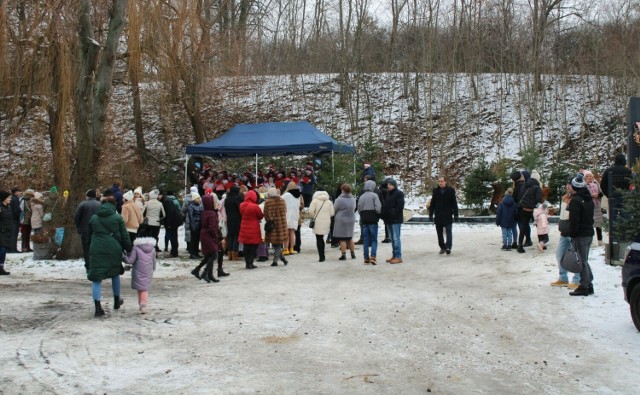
[516,175,544,253]
[9,187,21,253]
[381,178,404,264]
[74,189,101,272]
[162,191,182,258]
[0,190,14,274]
[601,153,632,223]
[567,173,595,296]
[429,176,459,255]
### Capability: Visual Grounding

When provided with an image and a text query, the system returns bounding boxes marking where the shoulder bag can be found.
[560,240,583,273]
[309,201,325,228]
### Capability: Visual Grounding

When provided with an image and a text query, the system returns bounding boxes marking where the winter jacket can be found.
[224,187,243,236]
[0,202,13,248]
[87,201,132,282]
[111,184,124,213]
[601,154,632,198]
[495,195,518,229]
[533,206,550,235]
[144,198,165,227]
[333,192,356,238]
[44,191,65,227]
[263,195,288,244]
[187,199,203,233]
[123,237,156,291]
[568,187,595,238]
[357,180,382,225]
[586,180,604,227]
[20,190,34,225]
[239,190,264,245]
[199,195,219,255]
[74,198,101,234]
[300,174,316,196]
[10,194,21,223]
[121,200,143,233]
[30,195,45,229]
[517,178,543,210]
[429,185,459,224]
[162,195,183,229]
[382,187,405,224]
[283,188,302,229]
[181,194,194,242]
[308,191,335,236]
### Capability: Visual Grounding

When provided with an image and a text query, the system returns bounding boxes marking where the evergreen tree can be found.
[462,156,497,212]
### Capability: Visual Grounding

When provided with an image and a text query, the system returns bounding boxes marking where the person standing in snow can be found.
[533,202,550,252]
[567,173,595,296]
[19,189,35,252]
[381,179,405,264]
[551,180,581,289]
[0,190,14,275]
[239,190,264,269]
[495,188,518,251]
[333,183,357,261]
[357,180,382,264]
[88,189,132,317]
[123,237,157,314]
[121,190,143,245]
[429,176,459,255]
[308,189,335,263]
[74,189,101,271]
[516,170,543,253]
[161,191,182,258]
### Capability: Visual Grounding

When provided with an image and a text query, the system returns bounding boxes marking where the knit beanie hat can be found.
[134,187,143,195]
[123,190,134,201]
[149,189,159,199]
[50,186,58,193]
[190,186,198,194]
[267,187,279,197]
[0,190,10,201]
[86,189,97,198]
[387,178,398,188]
[191,192,201,200]
[572,173,586,189]
[530,170,541,183]
[510,171,522,182]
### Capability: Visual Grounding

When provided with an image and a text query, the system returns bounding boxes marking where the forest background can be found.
[1,0,639,257]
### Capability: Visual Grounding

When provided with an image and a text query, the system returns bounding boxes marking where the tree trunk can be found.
[60,0,128,260]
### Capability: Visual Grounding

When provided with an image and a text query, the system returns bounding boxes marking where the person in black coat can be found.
[74,189,101,271]
[0,190,13,274]
[429,176,459,255]
[379,179,391,243]
[161,191,182,257]
[567,173,595,296]
[381,178,404,263]
[224,186,244,260]
[516,175,544,253]
[601,153,632,224]
[9,187,21,253]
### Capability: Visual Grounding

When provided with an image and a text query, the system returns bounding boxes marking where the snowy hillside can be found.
[0,73,628,192]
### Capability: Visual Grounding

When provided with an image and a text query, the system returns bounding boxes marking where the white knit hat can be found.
[123,190,134,201]
[191,192,201,201]
[190,186,198,194]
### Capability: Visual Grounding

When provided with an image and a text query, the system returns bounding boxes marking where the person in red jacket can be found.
[239,190,264,269]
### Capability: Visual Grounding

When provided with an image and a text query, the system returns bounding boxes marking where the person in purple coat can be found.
[123,237,157,314]
[191,194,222,283]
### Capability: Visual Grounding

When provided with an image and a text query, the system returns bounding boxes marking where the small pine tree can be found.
[462,156,497,212]
[519,146,543,173]
[547,164,576,205]
[614,164,640,242]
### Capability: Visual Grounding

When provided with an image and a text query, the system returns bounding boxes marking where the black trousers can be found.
[518,209,533,245]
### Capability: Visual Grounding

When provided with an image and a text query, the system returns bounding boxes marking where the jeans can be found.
[574,236,594,287]
[555,236,580,283]
[389,223,402,259]
[501,227,513,247]
[92,275,121,301]
[362,223,379,259]
[511,225,518,244]
[435,221,453,250]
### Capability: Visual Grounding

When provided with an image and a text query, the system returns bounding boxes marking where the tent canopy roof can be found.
[185,121,356,157]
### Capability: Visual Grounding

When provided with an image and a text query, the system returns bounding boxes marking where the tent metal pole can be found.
[255,153,258,188]
[332,151,335,182]
[185,155,189,197]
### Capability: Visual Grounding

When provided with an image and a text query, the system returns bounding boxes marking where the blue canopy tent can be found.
[184,121,356,187]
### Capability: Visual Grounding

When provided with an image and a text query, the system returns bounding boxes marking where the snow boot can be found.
[114,296,124,310]
[94,300,105,317]
[217,262,230,277]
[517,244,526,253]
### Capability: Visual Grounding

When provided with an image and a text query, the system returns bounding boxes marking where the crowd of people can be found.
[0,153,634,317]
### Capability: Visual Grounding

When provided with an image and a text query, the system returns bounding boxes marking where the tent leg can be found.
[255,153,259,188]
[185,155,190,196]
[332,151,335,184]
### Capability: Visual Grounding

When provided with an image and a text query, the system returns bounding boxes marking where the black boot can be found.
[202,261,219,282]
[511,242,518,250]
[94,300,105,317]
[280,253,288,266]
[569,285,590,296]
[523,239,533,247]
[0,267,10,275]
[217,264,230,277]
[192,259,207,279]
[517,244,526,253]
[114,296,124,310]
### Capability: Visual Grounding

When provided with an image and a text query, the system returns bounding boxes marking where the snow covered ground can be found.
[1,223,637,393]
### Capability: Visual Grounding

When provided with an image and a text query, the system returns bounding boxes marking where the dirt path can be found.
[1,224,637,393]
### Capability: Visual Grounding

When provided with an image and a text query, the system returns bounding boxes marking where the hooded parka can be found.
[87,201,132,282]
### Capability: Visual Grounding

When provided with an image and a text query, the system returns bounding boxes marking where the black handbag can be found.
[309,201,325,229]
[265,219,275,232]
[560,240,583,273]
